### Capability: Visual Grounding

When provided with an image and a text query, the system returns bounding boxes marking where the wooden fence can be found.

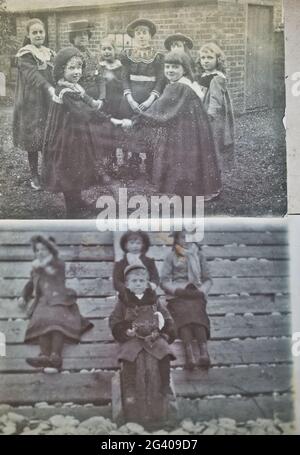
[0,221,293,422]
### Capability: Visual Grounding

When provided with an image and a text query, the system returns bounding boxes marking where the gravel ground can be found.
[0,406,296,435]
[0,104,287,219]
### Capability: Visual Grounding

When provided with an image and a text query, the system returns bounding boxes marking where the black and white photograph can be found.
[0,0,286,219]
[0,219,294,434]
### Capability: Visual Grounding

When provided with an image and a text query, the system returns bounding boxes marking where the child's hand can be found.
[121,119,133,131]
[31,258,41,269]
[126,328,136,337]
[48,86,55,99]
[139,94,156,111]
[111,118,123,127]
[92,99,103,110]
[126,94,141,113]
[18,297,27,309]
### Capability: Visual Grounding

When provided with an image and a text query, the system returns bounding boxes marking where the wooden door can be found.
[245,5,273,110]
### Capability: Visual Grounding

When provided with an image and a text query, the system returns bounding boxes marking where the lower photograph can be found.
[0,218,295,435]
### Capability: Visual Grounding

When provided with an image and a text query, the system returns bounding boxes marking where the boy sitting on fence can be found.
[109,263,176,425]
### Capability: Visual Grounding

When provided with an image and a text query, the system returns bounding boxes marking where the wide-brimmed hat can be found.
[68,20,94,33]
[126,18,156,38]
[164,33,194,51]
[30,235,59,258]
[124,263,148,279]
[53,46,84,82]
[120,230,151,253]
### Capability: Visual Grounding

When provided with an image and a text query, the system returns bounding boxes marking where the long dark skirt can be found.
[121,350,169,426]
[25,298,93,343]
[167,295,210,339]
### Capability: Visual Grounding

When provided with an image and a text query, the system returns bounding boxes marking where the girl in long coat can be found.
[18,235,93,370]
[126,51,221,200]
[41,47,115,218]
[13,18,55,190]
[196,42,235,171]
[160,230,212,369]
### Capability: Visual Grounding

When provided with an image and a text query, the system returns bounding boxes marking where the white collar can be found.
[176,76,206,100]
[99,59,122,70]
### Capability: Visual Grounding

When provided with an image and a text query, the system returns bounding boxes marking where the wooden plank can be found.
[0,231,114,246]
[0,278,115,298]
[0,314,291,344]
[0,262,115,279]
[0,371,113,405]
[0,365,291,404]
[148,231,288,246]
[0,338,292,373]
[0,259,288,279]
[150,245,289,260]
[0,219,286,232]
[177,394,294,423]
[0,245,288,261]
[0,276,289,298]
[0,295,290,320]
[0,245,114,261]
[0,231,288,246]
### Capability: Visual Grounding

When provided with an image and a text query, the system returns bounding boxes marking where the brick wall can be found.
[14,0,284,113]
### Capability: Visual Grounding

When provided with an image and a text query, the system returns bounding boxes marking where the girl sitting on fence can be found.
[18,235,93,370]
[113,230,160,299]
[109,263,176,425]
[160,230,212,369]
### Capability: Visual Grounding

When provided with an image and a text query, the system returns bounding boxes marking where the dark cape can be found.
[41,83,111,193]
[134,78,222,198]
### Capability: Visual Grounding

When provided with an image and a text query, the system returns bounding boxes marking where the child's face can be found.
[134,26,151,48]
[101,44,115,61]
[126,235,143,254]
[64,56,83,83]
[170,40,185,51]
[27,23,46,48]
[35,242,51,261]
[126,270,148,295]
[164,63,185,82]
[176,232,188,248]
[73,31,89,48]
[199,50,217,73]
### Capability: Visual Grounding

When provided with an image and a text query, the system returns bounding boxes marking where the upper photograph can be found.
[0,0,286,219]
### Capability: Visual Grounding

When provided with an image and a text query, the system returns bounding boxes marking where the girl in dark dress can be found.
[120,18,166,177]
[196,42,235,171]
[41,47,117,218]
[160,230,212,369]
[18,235,93,370]
[13,18,55,190]
[113,230,160,298]
[124,51,221,200]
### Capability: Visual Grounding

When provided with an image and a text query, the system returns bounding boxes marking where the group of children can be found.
[20,229,212,424]
[13,17,235,218]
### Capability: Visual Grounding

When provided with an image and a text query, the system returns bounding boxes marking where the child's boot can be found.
[26,354,50,368]
[198,342,211,368]
[184,343,196,370]
[49,353,62,369]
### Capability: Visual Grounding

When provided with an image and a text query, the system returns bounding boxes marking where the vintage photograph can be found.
[0,0,286,219]
[0,219,294,434]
